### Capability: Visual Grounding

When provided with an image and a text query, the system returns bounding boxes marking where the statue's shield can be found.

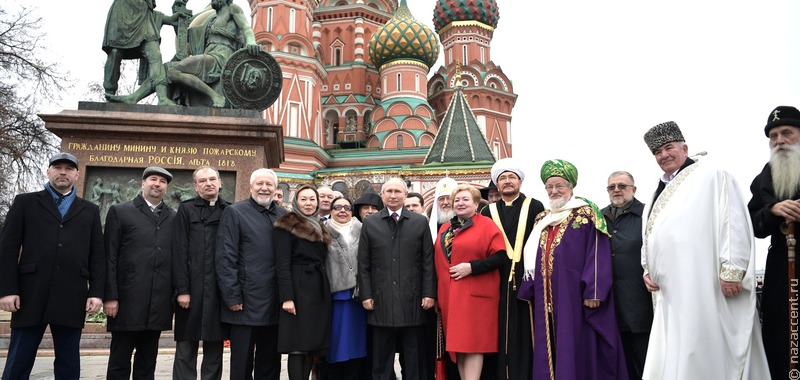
[222,49,283,110]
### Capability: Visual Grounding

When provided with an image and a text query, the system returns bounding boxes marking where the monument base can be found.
[40,102,283,213]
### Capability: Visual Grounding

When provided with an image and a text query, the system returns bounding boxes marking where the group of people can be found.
[1,105,799,380]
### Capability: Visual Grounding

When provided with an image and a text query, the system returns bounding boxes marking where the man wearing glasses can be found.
[600,171,651,380]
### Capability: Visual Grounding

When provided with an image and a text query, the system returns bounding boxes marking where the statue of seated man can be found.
[108,0,262,107]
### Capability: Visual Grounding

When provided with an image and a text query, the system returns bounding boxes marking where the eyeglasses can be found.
[544,184,569,191]
[606,184,632,192]
[333,204,352,211]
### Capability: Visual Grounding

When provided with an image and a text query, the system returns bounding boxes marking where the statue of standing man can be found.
[102,0,188,105]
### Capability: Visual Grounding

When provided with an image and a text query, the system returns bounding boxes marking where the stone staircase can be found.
[0,312,176,357]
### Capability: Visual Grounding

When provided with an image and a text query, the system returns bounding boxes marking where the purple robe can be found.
[518,205,627,380]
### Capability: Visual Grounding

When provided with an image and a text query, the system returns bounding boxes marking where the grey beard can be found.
[549,198,568,210]
[438,209,455,224]
[770,144,800,200]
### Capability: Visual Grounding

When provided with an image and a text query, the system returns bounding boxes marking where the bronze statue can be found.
[102,0,190,105]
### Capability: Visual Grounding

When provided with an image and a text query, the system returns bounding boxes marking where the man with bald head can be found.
[358,177,435,380]
[216,168,287,379]
[317,186,335,224]
[480,158,544,379]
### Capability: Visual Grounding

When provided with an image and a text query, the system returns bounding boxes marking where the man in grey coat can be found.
[172,166,230,380]
[216,168,286,380]
[358,177,435,380]
[104,166,176,379]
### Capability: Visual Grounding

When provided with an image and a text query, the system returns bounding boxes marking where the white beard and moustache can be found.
[438,208,455,224]
[549,197,568,210]
[770,143,800,200]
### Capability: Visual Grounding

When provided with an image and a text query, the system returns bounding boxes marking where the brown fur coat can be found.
[274,212,332,246]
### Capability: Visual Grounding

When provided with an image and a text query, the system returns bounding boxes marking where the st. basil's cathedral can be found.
[251,0,515,207]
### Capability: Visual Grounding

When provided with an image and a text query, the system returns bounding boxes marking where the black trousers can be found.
[620,331,649,380]
[172,340,224,380]
[106,330,162,380]
[228,324,280,380]
[2,324,81,380]
[372,325,427,380]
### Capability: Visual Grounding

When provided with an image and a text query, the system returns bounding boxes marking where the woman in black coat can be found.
[274,185,332,380]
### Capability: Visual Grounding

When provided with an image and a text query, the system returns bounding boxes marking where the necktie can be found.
[391,212,399,223]
[320,216,328,224]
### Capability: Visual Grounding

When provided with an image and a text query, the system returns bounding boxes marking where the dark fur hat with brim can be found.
[764,106,800,136]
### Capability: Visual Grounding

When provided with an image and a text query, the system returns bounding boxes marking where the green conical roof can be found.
[368,0,440,70]
[423,82,495,165]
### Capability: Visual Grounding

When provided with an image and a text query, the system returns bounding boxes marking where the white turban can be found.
[429,177,458,241]
[491,157,526,184]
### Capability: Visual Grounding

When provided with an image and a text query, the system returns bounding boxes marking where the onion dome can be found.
[368,0,440,71]
[433,0,500,32]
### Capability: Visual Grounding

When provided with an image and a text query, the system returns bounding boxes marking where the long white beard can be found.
[438,209,455,224]
[549,197,568,210]
[770,143,800,200]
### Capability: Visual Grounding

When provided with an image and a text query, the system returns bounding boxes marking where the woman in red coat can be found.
[435,184,506,380]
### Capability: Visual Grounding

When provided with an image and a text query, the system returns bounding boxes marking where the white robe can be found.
[641,160,771,380]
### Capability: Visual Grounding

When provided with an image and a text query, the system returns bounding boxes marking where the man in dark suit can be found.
[104,166,176,380]
[216,168,286,380]
[172,166,231,380]
[358,177,435,380]
[0,152,105,379]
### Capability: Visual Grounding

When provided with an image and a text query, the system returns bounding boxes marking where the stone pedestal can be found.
[40,102,283,212]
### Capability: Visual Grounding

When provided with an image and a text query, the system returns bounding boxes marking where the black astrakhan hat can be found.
[643,121,685,154]
[764,106,800,136]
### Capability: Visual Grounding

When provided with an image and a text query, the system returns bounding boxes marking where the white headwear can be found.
[429,177,458,240]
[491,157,526,184]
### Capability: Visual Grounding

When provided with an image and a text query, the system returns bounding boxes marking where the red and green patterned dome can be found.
[368,0,440,70]
[433,0,500,32]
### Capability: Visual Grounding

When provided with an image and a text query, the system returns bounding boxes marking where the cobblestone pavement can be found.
[0,351,404,379]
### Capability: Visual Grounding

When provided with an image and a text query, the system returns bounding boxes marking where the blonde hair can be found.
[451,184,481,203]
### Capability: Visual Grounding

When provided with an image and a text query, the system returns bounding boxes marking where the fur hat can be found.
[644,121,685,154]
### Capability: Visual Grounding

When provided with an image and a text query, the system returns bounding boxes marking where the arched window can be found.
[289,9,296,33]
[397,135,404,148]
[334,48,342,66]
[462,45,468,66]
[266,7,273,32]
[396,73,401,92]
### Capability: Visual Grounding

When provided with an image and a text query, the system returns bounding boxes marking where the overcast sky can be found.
[30,0,800,268]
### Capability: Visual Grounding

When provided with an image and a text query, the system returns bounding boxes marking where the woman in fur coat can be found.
[324,196,368,379]
[274,185,332,379]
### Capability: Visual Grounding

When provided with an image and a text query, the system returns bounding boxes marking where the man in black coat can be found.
[216,168,286,380]
[358,177,435,380]
[600,171,652,380]
[748,105,800,379]
[0,152,105,379]
[172,166,230,380]
[104,166,176,380]
[480,158,544,380]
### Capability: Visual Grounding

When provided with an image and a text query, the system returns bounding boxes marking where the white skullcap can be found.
[491,157,526,184]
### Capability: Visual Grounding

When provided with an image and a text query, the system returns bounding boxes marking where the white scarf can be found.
[328,217,353,246]
[522,197,587,281]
